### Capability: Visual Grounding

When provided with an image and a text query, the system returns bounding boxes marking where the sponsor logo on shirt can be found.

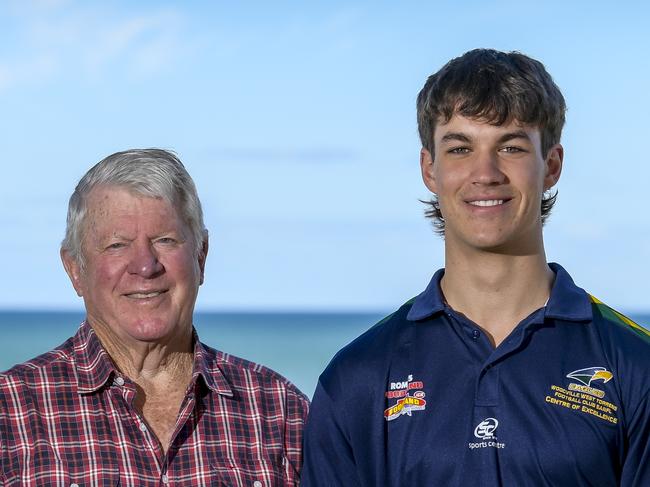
[474,418,498,439]
[468,417,506,450]
[384,374,427,421]
[566,367,613,393]
[544,366,619,424]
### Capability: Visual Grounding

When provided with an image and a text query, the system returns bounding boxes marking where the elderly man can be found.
[0,149,309,486]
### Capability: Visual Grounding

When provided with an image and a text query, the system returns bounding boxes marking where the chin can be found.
[127,318,182,343]
[470,232,537,255]
[449,228,509,251]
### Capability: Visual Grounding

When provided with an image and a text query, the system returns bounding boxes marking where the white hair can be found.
[62,149,207,266]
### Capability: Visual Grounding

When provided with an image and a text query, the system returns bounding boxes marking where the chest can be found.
[139,388,187,452]
[3,388,293,487]
[354,322,625,486]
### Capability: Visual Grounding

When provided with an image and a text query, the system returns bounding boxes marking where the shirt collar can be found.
[544,262,592,321]
[73,321,118,394]
[192,333,234,397]
[407,268,446,321]
[406,262,592,322]
[74,321,234,397]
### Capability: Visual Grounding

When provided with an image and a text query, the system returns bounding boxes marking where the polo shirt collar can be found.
[406,262,592,323]
[544,263,592,321]
[407,268,446,321]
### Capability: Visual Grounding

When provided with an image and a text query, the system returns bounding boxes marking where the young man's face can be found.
[420,114,563,254]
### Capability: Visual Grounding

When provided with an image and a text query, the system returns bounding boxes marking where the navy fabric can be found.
[302,263,650,486]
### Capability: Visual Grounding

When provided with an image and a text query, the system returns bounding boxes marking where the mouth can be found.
[466,198,512,207]
[124,290,168,300]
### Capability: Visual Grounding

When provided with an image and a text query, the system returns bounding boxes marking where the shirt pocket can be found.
[210,456,292,487]
[3,447,120,487]
[3,447,69,486]
[68,466,121,486]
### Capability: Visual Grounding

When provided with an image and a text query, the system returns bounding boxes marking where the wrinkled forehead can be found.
[81,185,182,236]
[84,184,175,211]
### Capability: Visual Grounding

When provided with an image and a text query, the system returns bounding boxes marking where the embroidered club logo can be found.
[474,418,498,439]
[544,366,618,423]
[468,417,505,450]
[566,367,613,387]
[384,374,427,421]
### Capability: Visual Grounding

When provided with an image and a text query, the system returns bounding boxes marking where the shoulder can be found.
[588,295,650,356]
[586,295,650,409]
[0,339,77,441]
[1,338,75,394]
[200,342,309,408]
[318,299,416,396]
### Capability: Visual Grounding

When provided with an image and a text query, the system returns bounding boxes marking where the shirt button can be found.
[162,474,169,484]
[114,376,125,386]
[472,329,480,339]
[139,423,147,432]
[253,481,263,487]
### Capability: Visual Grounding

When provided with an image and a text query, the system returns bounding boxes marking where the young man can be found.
[301,49,650,486]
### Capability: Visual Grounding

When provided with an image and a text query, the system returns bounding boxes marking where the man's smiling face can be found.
[420,114,562,254]
[62,186,207,348]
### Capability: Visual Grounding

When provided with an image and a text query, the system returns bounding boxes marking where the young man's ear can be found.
[420,148,438,194]
[544,144,564,190]
[61,249,84,297]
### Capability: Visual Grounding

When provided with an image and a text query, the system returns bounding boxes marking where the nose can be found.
[472,150,506,185]
[127,241,164,278]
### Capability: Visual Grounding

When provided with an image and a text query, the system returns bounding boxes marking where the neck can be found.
[442,244,554,346]
[89,320,194,383]
[89,320,195,454]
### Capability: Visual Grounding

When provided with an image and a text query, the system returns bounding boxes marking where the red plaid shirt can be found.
[0,321,309,486]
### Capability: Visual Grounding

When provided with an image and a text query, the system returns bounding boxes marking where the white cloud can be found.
[81,9,186,78]
[0,3,189,91]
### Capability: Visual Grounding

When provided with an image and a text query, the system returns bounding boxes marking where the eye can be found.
[106,242,126,250]
[500,146,526,153]
[156,237,177,245]
[448,147,470,155]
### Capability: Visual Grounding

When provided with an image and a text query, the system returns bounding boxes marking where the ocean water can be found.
[1,311,648,398]
[0,311,385,397]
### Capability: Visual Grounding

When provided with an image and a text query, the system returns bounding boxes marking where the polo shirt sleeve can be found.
[620,388,650,485]
[301,379,362,487]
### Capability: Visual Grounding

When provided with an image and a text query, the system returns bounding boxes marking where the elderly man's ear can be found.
[60,249,84,297]
[199,236,209,285]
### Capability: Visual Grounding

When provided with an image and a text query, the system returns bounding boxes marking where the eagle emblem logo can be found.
[566,367,613,387]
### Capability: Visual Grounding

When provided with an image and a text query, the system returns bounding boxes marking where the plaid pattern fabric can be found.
[0,321,309,486]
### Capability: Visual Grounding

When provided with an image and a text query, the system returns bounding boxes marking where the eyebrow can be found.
[440,132,471,144]
[439,130,532,144]
[497,130,531,144]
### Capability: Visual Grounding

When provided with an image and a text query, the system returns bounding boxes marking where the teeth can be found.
[470,200,504,207]
[127,292,162,299]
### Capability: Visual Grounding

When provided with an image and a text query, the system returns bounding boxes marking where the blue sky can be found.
[1,0,648,313]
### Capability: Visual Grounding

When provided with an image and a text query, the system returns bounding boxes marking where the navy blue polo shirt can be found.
[302,264,650,486]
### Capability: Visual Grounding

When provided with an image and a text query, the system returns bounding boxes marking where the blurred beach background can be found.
[1,1,649,398]
[1,311,649,396]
